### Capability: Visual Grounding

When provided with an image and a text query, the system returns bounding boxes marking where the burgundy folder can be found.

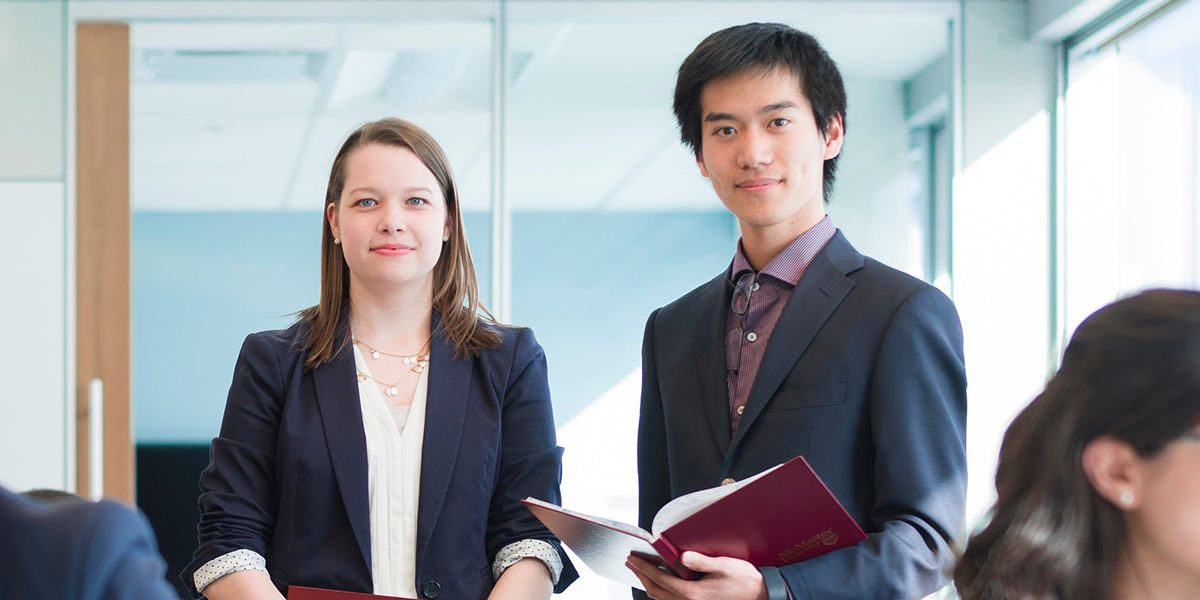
[288,586,415,600]
[524,455,866,589]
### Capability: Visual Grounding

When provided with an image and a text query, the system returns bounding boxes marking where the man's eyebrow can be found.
[762,101,798,113]
[703,102,798,123]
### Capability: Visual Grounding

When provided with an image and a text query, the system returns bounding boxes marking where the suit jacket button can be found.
[720,478,736,486]
[421,580,441,598]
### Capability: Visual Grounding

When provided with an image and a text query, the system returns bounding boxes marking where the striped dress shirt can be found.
[725,216,837,434]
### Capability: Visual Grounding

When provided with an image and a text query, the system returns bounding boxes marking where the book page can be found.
[651,463,781,535]
[524,497,653,540]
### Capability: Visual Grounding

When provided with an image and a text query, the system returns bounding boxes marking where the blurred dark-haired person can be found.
[0,485,178,600]
[629,22,967,600]
[184,118,576,600]
[956,289,1200,600]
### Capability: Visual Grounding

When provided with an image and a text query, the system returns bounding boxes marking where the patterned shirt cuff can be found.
[492,539,563,586]
[194,548,268,593]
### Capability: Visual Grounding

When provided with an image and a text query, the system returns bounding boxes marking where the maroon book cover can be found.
[288,586,415,600]
[524,455,866,589]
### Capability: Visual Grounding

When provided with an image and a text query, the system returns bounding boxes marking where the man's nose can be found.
[737,128,772,169]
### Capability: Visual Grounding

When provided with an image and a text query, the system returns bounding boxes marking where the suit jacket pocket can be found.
[765,382,847,413]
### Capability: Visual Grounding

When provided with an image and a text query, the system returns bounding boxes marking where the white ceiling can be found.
[124,3,952,212]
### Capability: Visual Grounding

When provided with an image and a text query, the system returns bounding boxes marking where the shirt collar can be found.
[730,215,836,286]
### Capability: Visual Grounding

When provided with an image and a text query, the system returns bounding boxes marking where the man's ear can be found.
[823,114,844,160]
[326,202,340,240]
[1082,436,1145,510]
[697,153,709,179]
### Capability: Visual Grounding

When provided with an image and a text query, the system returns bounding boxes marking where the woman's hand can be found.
[487,557,553,600]
[200,569,286,600]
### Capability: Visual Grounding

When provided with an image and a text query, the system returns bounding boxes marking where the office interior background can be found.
[1,0,1198,597]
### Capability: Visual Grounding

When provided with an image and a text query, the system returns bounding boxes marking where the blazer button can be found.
[421,580,441,598]
[720,478,736,486]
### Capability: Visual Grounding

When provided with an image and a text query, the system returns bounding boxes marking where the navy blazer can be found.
[0,486,178,600]
[638,231,967,599]
[184,314,578,599]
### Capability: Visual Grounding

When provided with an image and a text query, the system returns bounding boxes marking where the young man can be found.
[629,23,967,600]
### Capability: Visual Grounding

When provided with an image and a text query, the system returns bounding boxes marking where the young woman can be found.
[184,118,577,600]
[955,289,1200,600]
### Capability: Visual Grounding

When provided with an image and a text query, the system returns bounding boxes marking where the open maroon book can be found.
[523,455,866,590]
[288,586,415,600]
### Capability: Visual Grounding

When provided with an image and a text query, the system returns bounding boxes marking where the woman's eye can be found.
[355,198,377,207]
[407,197,427,206]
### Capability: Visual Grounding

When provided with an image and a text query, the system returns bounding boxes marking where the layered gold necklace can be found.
[352,337,430,397]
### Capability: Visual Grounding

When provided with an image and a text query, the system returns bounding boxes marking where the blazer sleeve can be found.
[92,502,181,600]
[633,309,671,600]
[182,332,286,598]
[485,326,579,593]
[778,286,968,599]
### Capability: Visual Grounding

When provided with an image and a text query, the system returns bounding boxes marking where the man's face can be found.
[696,67,843,241]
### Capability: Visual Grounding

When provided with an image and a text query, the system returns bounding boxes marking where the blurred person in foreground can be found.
[0,485,177,599]
[956,288,1200,600]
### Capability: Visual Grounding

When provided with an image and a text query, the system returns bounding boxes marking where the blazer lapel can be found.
[415,312,472,568]
[727,232,862,457]
[312,332,372,573]
[689,273,734,456]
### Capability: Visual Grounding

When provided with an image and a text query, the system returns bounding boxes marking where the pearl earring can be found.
[443,234,450,242]
[333,238,340,245]
[1119,490,1134,506]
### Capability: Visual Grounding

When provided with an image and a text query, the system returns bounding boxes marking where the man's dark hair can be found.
[673,22,848,203]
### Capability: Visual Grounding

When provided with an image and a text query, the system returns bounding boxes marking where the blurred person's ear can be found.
[1082,436,1144,510]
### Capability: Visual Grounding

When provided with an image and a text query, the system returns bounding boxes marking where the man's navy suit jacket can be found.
[184,314,578,599]
[0,486,178,600]
[638,231,967,599]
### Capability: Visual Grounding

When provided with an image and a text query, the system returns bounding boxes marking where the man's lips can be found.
[736,178,781,192]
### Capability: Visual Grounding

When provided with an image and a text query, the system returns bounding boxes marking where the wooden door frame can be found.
[75,22,132,503]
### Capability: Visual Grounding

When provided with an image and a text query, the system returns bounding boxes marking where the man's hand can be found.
[626,551,768,600]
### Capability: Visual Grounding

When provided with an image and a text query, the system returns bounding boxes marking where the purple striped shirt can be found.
[725,216,837,434]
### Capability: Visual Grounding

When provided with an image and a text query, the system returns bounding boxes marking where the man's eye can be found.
[713,126,735,136]
[770,118,789,127]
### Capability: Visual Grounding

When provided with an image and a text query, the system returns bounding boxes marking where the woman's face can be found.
[1126,428,1200,591]
[327,143,449,293]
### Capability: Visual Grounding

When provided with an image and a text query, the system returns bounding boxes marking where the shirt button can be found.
[720,478,736,486]
[736,405,745,415]
[746,332,758,342]
[751,282,760,291]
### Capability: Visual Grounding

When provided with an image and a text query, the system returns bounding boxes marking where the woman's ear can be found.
[327,202,340,240]
[1082,436,1145,510]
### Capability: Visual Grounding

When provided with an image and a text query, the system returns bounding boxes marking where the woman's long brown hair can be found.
[954,289,1200,600]
[298,118,500,370]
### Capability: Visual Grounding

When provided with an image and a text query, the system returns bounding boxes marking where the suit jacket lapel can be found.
[727,232,862,456]
[689,273,734,456]
[416,312,472,568]
[312,329,372,573]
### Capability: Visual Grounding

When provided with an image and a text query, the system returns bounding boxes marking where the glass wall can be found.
[502,4,953,598]
[131,14,497,443]
[0,0,70,492]
[114,2,954,598]
[1063,0,1200,335]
